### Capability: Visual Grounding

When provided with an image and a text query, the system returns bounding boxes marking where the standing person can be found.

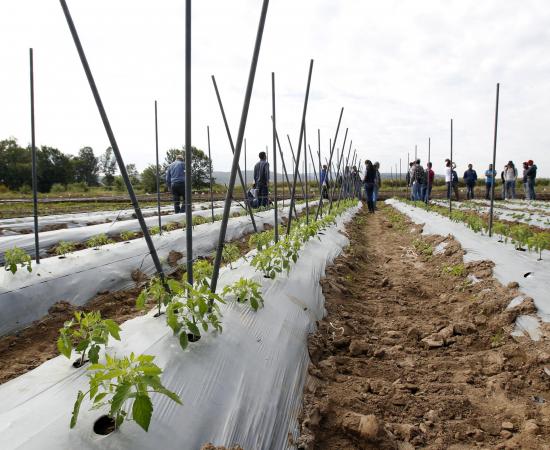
[500,165,506,199]
[406,162,414,200]
[484,164,497,200]
[373,162,381,208]
[445,159,452,199]
[320,164,329,199]
[343,166,351,197]
[253,151,270,207]
[363,160,377,213]
[410,159,425,201]
[424,162,434,203]
[504,161,517,200]
[451,163,460,201]
[165,154,186,214]
[522,162,530,200]
[463,163,478,200]
[351,165,361,200]
[526,160,537,200]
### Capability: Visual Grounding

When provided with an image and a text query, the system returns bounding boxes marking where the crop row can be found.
[404,199,550,260]
[56,199,356,434]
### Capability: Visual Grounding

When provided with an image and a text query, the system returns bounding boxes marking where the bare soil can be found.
[298,204,550,449]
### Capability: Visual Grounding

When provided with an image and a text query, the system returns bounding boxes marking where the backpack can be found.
[452,170,458,184]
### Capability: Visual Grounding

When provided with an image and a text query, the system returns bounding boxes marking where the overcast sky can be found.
[1,0,549,177]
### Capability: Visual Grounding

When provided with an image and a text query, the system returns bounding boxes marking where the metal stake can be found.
[304,122,309,224]
[286,59,314,235]
[184,0,193,285]
[287,134,307,200]
[207,125,215,222]
[154,100,162,234]
[29,48,39,264]
[271,72,279,242]
[211,0,269,293]
[59,0,166,283]
[488,83,500,237]
[449,119,453,216]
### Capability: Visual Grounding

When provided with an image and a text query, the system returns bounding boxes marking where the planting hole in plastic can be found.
[187,333,201,343]
[516,247,526,252]
[524,272,533,278]
[72,358,89,368]
[93,415,116,435]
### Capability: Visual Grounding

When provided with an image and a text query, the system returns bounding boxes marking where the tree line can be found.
[0,138,214,194]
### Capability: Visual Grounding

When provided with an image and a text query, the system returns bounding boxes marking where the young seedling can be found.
[86,234,114,249]
[510,224,533,251]
[148,226,161,236]
[120,230,137,241]
[248,229,274,251]
[493,222,510,243]
[70,353,181,432]
[166,281,224,349]
[222,278,264,311]
[164,222,179,231]
[4,247,32,274]
[192,215,207,227]
[527,232,550,261]
[442,264,466,277]
[55,241,76,257]
[222,243,241,268]
[136,277,184,314]
[57,311,121,367]
[192,259,213,286]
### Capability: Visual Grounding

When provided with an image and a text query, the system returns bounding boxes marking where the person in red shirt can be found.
[424,162,435,203]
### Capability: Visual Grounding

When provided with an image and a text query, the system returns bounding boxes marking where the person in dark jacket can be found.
[363,160,377,213]
[166,154,186,213]
[463,164,478,200]
[253,151,270,207]
[522,162,530,200]
[526,160,537,200]
[320,164,329,199]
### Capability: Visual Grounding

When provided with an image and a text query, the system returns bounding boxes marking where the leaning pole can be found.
[59,0,166,283]
[488,83,500,237]
[29,48,40,264]
[210,0,270,293]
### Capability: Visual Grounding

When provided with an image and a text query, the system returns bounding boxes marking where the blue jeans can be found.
[528,179,536,200]
[505,180,515,199]
[258,185,269,207]
[466,184,475,200]
[421,184,428,202]
[365,183,375,212]
[413,182,422,201]
[373,185,379,205]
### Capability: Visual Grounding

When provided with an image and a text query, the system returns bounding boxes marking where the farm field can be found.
[298,202,550,448]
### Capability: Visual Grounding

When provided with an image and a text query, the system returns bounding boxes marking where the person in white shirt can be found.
[445,159,452,199]
[503,160,518,200]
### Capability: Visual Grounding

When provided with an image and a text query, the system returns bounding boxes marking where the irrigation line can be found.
[286,59,314,235]
[211,75,258,233]
[314,108,343,220]
[210,0,269,294]
[59,0,166,286]
[29,48,40,264]
[488,83,500,237]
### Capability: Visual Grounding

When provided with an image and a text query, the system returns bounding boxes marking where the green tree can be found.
[163,146,214,189]
[141,165,159,193]
[99,147,117,188]
[0,138,31,190]
[126,163,140,186]
[37,146,74,192]
[73,147,99,186]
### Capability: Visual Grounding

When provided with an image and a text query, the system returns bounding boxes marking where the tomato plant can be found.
[58,311,121,367]
[510,224,533,250]
[527,232,550,261]
[70,353,181,432]
[148,226,161,235]
[55,241,76,257]
[165,281,224,350]
[136,277,184,310]
[248,229,274,251]
[4,246,32,274]
[222,243,241,268]
[222,278,264,311]
[120,230,137,241]
[86,233,114,249]
[192,259,213,286]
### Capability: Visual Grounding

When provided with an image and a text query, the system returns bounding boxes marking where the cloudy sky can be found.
[1,0,549,177]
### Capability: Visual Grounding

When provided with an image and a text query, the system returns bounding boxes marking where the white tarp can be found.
[387,199,550,324]
[0,201,228,233]
[0,204,244,263]
[0,203,312,337]
[0,203,360,450]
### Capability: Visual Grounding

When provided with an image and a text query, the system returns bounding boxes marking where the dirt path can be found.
[298,204,550,449]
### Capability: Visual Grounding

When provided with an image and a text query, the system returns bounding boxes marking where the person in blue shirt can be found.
[463,163,478,200]
[484,164,497,200]
[165,154,186,214]
[253,151,270,207]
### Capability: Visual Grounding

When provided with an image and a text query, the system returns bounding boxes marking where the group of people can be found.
[405,159,435,202]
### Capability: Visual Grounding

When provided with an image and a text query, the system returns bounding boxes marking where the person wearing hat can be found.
[166,154,186,214]
[526,159,538,200]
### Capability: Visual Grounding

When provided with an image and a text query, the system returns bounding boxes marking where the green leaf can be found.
[88,344,100,364]
[57,334,72,359]
[136,290,148,310]
[250,297,259,311]
[93,392,108,404]
[70,391,85,429]
[187,322,200,337]
[104,319,121,340]
[132,394,153,432]
[110,382,132,417]
[75,339,90,352]
[179,332,189,350]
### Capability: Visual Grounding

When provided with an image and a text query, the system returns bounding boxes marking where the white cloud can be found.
[1,0,549,178]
